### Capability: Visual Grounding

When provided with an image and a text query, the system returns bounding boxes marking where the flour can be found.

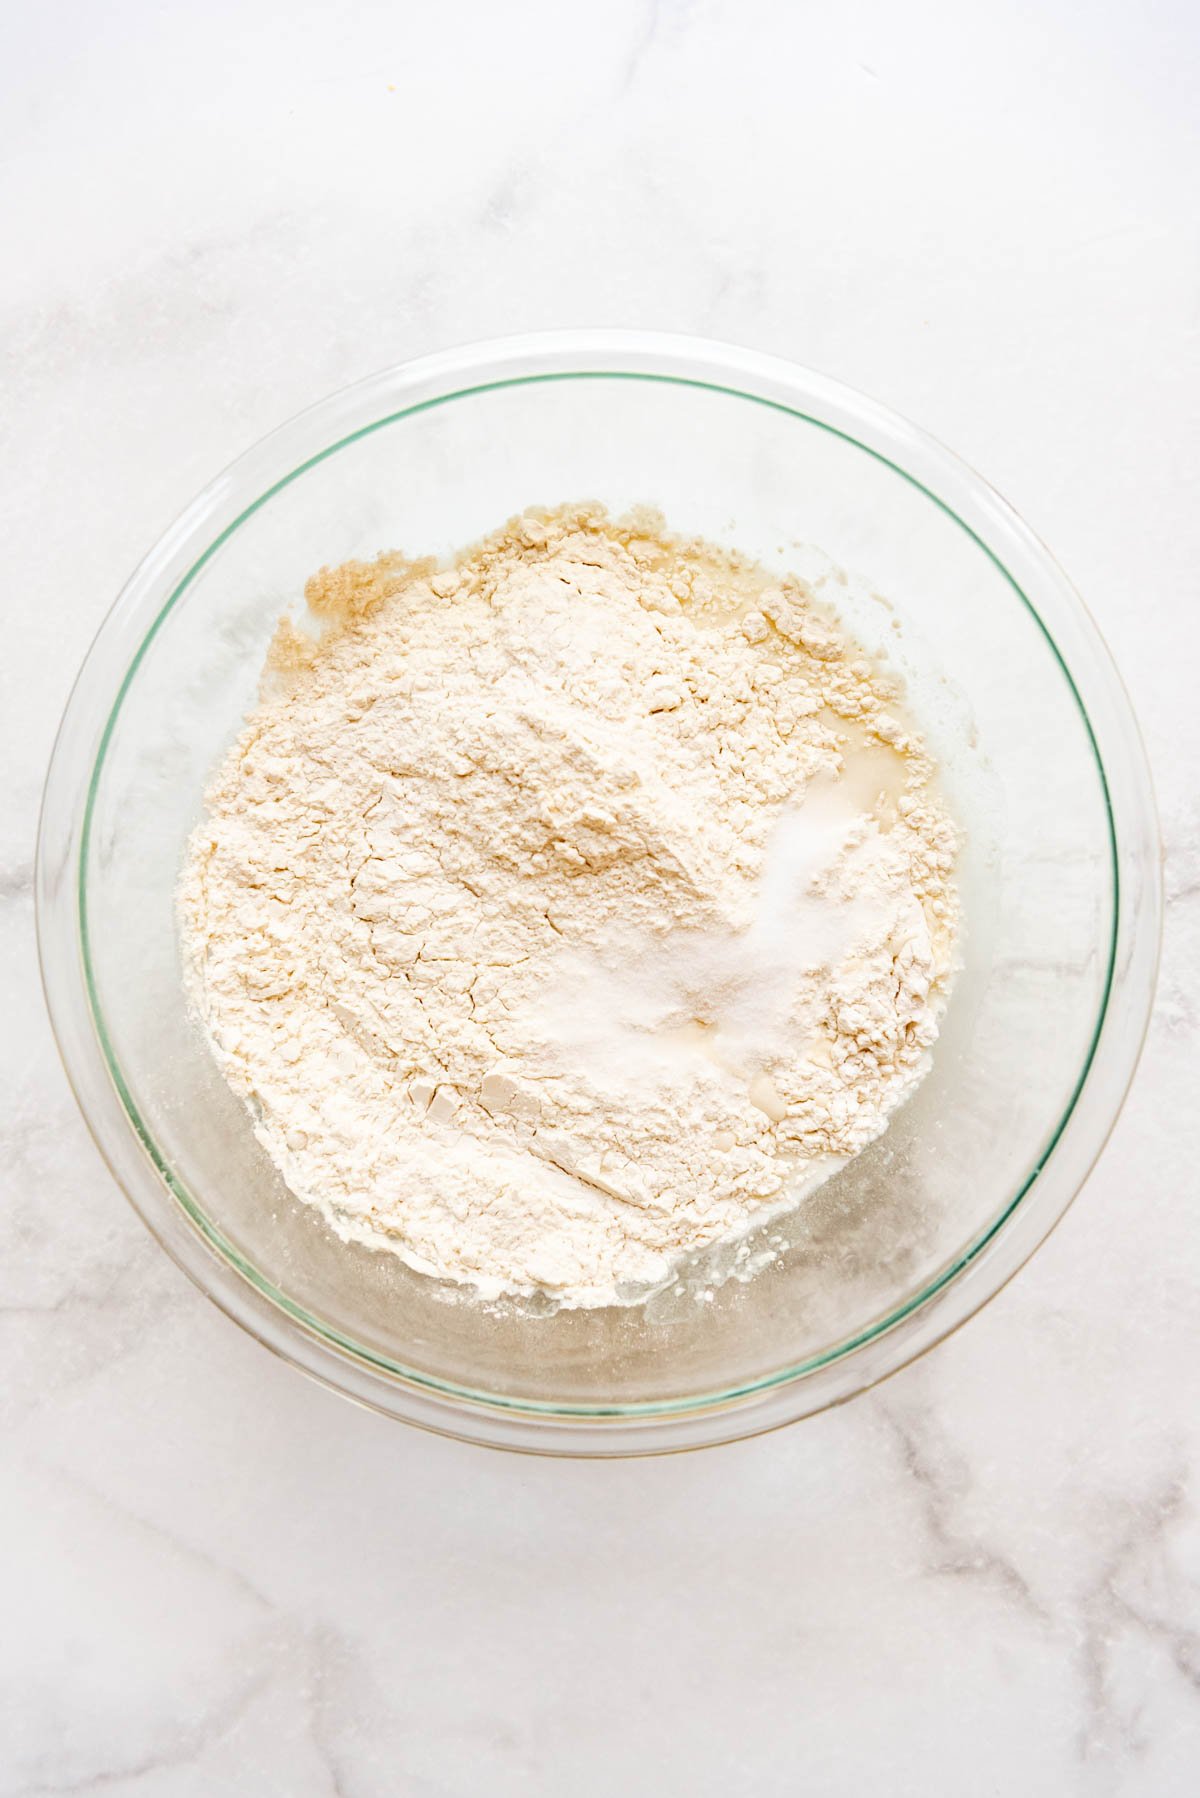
[179,505,958,1308]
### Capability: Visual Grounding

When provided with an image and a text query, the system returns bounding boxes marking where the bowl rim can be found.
[36,329,1162,1454]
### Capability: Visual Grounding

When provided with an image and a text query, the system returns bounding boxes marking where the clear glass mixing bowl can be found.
[36,333,1161,1454]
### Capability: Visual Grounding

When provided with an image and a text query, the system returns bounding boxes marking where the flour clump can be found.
[179,505,958,1307]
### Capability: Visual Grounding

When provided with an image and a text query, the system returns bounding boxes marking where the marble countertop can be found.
[3,1,1198,1791]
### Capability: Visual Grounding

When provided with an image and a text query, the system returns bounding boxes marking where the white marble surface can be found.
[3,1,1199,1790]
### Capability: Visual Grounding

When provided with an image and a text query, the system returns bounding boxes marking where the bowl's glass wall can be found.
[82,375,1113,1408]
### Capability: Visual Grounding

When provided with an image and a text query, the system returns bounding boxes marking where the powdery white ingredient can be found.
[179,505,958,1307]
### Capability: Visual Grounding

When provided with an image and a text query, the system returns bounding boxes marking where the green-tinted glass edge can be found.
[77,369,1120,1421]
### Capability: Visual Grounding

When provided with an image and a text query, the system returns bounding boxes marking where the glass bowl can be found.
[36,332,1161,1455]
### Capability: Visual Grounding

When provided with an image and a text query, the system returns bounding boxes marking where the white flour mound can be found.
[179,505,958,1308]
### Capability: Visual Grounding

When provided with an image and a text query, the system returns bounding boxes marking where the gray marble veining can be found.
[2,1,1198,1792]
